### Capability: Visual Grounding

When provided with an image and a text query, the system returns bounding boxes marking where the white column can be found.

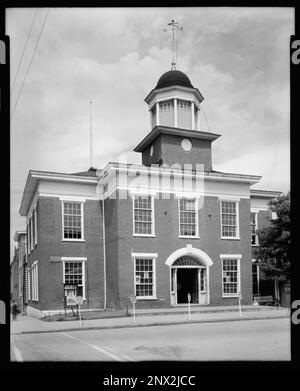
[156,102,160,126]
[197,108,200,131]
[174,268,177,305]
[191,101,195,130]
[174,98,177,127]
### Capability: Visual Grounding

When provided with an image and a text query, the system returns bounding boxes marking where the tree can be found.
[256,192,290,282]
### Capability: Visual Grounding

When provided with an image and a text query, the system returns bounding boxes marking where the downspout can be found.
[102,198,107,310]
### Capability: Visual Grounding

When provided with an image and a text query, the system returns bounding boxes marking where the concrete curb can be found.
[130,306,280,317]
[14,314,289,336]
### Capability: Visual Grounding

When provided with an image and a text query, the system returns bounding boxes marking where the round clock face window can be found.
[181,138,192,151]
[150,145,154,156]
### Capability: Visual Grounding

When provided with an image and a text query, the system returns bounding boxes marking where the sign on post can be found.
[238,291,242,317]
[188,293,191,320]
[130,295,137,323]
[75,296,83,326]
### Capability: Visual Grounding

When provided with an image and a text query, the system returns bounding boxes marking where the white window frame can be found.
[30,215,33,251]
[61,201,85,242]
[132,253,157,300]
[28,266,31,301]
[34,208,37,246]
[178,198,199,238]
[220,200,240,240]
[31,261,38,302]
[220,254,241,298]
[62,257,87,301]
[250,211,259,246]
[132,194,155,237]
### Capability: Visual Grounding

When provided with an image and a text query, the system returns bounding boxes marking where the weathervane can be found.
[163,19,183,70]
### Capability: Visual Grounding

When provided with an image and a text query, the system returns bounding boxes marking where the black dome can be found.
[155,70,193,89]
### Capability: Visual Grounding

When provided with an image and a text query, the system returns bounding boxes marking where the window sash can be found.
[221,201,238,238]
[133,196,153,235]
[62,202,83,240]
[179,199,197,236]
[134,258,156,298]
[63,260,85,300]
[222,259,239,295]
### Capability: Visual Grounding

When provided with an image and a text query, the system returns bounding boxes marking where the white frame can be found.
[178,198,199,238]
[34,207,37,246]
[61,201,85,242]
[220,254,241,298]
[250,210,259,246]
[132,254,157,300]
[132,194,155,237]
[31,261,38,302]
[28,266,31,301]
[220,200,240,240]
[62,257,87,301]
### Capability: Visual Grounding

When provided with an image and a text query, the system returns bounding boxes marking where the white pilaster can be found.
[197,108,200,131]
[191,101,195,130]
[174,98,178,127]
[156,102,160,126]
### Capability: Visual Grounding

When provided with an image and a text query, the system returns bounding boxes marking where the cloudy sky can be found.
[8,7,293,255]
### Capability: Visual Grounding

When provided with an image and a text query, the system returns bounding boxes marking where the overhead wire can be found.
[11,8,50,121]
[10,8,38,95]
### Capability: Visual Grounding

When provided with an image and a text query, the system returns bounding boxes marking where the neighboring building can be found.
[17,68,282,317]
[10,231,27,313]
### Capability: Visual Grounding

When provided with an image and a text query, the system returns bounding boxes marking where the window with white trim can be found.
[62,202,83,240]
[30,217,33,250]
[63,260,85,299]
[134,258,156,299]
[28,267,31,301]
[179,198,197,236]
[250,212,258,245]
[34,208,37,245]
[221,201,238,238]
[222,258,240,296]
[133,195,154,236]
[31,262,38,301]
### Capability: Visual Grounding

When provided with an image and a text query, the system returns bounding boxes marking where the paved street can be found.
[11,317,290,361]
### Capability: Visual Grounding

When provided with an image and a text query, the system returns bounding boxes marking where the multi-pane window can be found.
[177,100,192,129]
[221,201,238,238]
[179,198,197,236]
[133,195,153,235]
[28,267,31,301]
[159,100,174,127]
[31,262,38,301]
[200,269,207,291]
[222,259,239,296]
[135,258,155,298]
[63,202,83,240]
[63,261,85,298]
[34,208,37,245]
[250,212,258,245]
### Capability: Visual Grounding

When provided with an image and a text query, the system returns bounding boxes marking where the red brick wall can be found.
[107,193,253,309]
[142,133,212,171]
[27,197,104,312]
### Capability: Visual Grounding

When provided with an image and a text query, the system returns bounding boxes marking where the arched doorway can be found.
[165,246,213,305]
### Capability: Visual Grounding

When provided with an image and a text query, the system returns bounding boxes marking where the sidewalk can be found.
[10,306,290,335]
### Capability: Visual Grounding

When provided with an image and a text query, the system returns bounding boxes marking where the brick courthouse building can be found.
[17,69,281,317]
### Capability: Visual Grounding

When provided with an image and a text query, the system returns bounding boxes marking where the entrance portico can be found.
[165,245,214,305]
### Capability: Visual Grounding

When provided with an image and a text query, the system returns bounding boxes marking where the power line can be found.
[10,8,50,121]
[10,8,38,95]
